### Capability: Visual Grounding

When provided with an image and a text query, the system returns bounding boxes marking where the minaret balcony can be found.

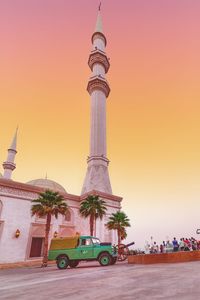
[3,161,16,171]
[91,32,107,47]
[87,155,110,167]
[88,50,110,73]
[87,75,110,97]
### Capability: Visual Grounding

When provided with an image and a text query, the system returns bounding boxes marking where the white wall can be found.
[0,188,121,263]
[0,196,32,263]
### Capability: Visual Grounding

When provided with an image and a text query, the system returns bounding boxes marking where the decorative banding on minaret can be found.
[81,9,112,195]
[92,32,107,46]
[3,128,18,180]
[88,50,110,73]
[87,76,110,98]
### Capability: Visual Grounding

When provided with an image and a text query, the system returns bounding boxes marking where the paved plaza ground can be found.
[0,260,199,300]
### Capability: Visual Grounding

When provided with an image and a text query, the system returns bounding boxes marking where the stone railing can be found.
[128,251,200,264]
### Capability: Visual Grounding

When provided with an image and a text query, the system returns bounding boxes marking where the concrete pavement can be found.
[0,259,55,270]
[0,261,199,299]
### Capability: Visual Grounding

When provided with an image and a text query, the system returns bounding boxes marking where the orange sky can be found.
[1,0,200,247]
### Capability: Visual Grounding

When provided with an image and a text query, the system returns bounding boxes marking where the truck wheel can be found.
[56,256,69,270]
[69,260,79,268]
[99,253,111,266]
[110,257,117,265]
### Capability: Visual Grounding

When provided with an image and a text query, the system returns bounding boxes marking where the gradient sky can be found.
[1,0,200,248]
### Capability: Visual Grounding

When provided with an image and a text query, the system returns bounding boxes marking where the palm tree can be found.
[79,195,107,236]
[31,189,68,267]
[106,211,131,247]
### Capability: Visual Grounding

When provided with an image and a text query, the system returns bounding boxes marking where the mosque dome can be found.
[26,178,67,194]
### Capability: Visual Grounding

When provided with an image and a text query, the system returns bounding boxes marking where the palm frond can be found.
[31,189,68,219]
[106,210,131,237]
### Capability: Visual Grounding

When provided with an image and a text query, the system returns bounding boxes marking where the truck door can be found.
[78,238,94,259]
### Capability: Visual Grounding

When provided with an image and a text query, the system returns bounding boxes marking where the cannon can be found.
[116,241,135,261]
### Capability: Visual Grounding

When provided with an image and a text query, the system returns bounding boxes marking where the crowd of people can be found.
[144,237,200,254]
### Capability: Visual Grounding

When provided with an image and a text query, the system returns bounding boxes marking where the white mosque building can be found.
[0,10,122,263]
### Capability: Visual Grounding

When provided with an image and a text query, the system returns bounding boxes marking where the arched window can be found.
[65,210,71,222]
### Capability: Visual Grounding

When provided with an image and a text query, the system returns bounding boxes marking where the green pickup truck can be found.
[48,235,117,269]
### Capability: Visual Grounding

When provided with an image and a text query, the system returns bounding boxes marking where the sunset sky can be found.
[1,0,200,247]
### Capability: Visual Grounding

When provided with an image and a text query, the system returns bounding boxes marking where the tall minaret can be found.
[3,128,18,179]
[81,7,112,195]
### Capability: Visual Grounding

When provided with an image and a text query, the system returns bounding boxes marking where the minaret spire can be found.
[10,126,18,151]
[95,3,103,33]
[3,128,18,179]
[81,8,112,195]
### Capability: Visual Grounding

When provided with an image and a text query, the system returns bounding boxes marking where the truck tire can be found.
[69,260,79,268]
[98,253,111,266]
[110,257,117,265]
[56,256,69,270]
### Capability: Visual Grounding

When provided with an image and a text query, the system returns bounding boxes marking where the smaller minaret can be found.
[3,128,18,179]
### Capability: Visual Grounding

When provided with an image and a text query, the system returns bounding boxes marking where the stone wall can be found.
[128,251,200,264]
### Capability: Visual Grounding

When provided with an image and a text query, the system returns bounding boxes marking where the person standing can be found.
[172,237,179,252]
[179,238,185,251]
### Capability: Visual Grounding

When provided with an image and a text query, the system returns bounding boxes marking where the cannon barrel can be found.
[121,241,135,248]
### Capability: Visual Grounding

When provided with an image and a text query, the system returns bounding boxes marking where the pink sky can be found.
[1,0,200,247]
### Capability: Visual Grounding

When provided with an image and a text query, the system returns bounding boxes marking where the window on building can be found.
[65,210,71,222]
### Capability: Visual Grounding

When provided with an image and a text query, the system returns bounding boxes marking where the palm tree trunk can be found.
[94,217,96,236]
[42,213,51,267]
[117,228,121,248]
[90,215,94,236]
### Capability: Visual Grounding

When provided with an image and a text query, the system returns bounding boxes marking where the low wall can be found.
[128,251,200,264]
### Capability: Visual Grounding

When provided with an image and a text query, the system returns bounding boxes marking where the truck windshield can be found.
[92,238,100,245]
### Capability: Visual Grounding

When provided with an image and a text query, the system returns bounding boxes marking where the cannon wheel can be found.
[110,257,117,265]
[116,244,129,261]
